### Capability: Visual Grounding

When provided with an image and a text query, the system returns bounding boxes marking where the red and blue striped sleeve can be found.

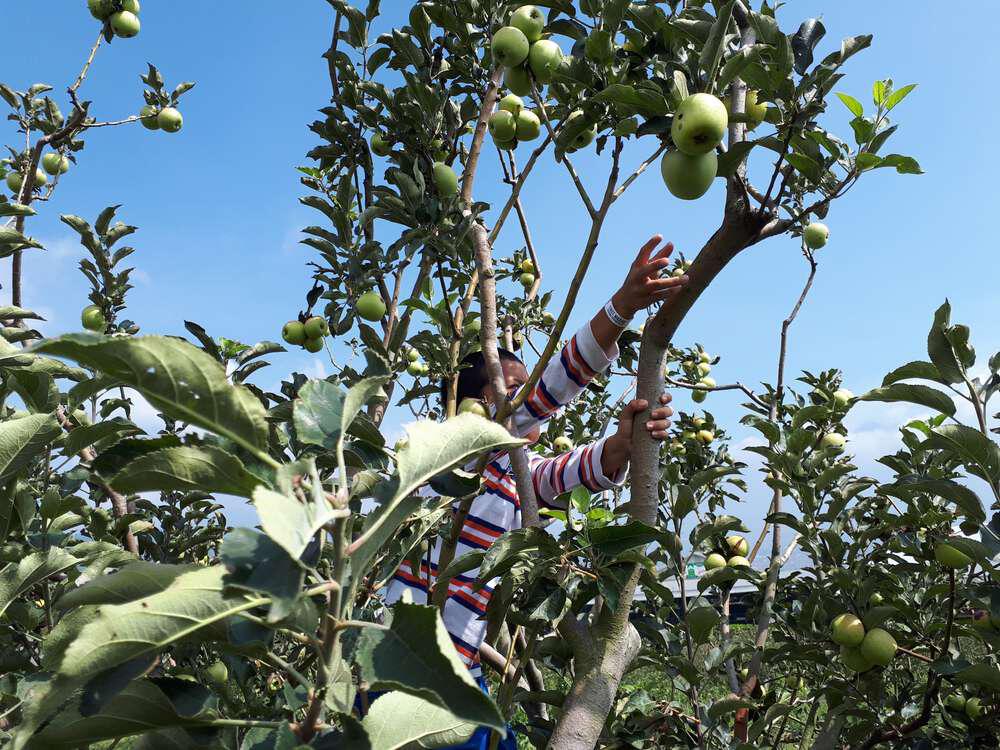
[527,435,627,508]
[512,321,618,437]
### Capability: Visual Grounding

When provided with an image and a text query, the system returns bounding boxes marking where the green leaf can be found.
[0,548,78,618]
[64,418,144,456]
[591,84,668,117]
[860,384,956,417]
[355,602,503,730]
[219,529,302,622]
[881,360,943,386]
[107,445,263,498]
[32,335,270,461]
[880,479,985,523]
[717,44,768,91]
[253,486,335,561]
[351,415,524,570]
[955,663,1000,691]
[691,514,749,549]
[835,92,863,117]
[478,526,561,582]
[0,413,62,482]
[589,521,660,557]
[56,562,197,610]
[877,153,923,174]
[709,695,756,720]
[360,691,477,750]
[923,424,1000,485]
[717,140,756,178]
[926,302,964,384]
[28,678,217,748]
[295,376,387,453]
[699,0,736,89]
[885,83,916,111]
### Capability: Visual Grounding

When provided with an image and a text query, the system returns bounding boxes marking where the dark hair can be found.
[441,348,524,406]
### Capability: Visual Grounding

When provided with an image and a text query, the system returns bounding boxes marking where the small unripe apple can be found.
[692,417,706,428]
[528,40,562,84]
[965,696,983,720]
[681,430,696,442]
[553,435,574,452]
[934,542,972,569]
[660,150,717,200]
[697,429,715,444]
[371,132,393,156]
[691,389,706,403]
[489,110,517,142]
[499,94,524,117]
[868,592,884,607]
[515,109,541,141]
[671,93,727,155]
[859,627,897,666]
[505,66,533,97]
[407,360,425,376]
[303,337,324,353]
[821,432,846,450]
[944,692,966,712]
[111,10,141,37]
[831,613,865,647]
[42,152,69,175]
[406,348,420,362]
[433,161,459,196]
[458,398,489,418]
[519,272,535,289]
[541,310,555,327]
[356,291,386,321]
[88,0,114,20]
[205,660,228,687]
[157,107,183,133]
[803,222,829,249]
[519,258,535,274]
[303,316,329,339]
[727,555,750,568]
[492,26,530,68]
[81,305,106,332]
[510,5,545,43]
[833,388,854,406]
[5,172,22,194]
[725,535,748,557]
[840,645,873,673]
[139,104,160,130]
[282,321,306,345]
[704,552,726,570]
[696,362,712,377]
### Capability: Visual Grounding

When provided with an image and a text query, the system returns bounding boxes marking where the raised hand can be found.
[611,235,688,318]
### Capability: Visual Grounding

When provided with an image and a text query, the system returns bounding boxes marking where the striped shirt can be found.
[383,322,625,675]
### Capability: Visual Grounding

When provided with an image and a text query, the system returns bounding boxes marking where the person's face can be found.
[480,359,541,443]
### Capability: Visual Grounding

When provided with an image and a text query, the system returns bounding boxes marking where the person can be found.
[379,236,686,749]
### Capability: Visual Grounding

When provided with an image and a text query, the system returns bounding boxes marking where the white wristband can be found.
[603,299,632,328]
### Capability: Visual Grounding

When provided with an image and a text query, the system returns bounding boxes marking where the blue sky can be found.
[4,2,998,535]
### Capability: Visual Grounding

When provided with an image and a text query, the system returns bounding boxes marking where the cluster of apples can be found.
[282,316,329,353]
[680,347,714,404]
[944,691,987,722]
[704,534,750,570]
[404,348,430,377]
[139,105,183,134]
[671,416,715,457]
[88,0,141,38]
[517,258,536,291]
[660,93,728,201]
[5,151,70,196]
[830,611,898,673]
[492,7,562,99]
[489,94,540,151]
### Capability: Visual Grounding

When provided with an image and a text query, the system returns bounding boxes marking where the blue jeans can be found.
[357,676,517,750]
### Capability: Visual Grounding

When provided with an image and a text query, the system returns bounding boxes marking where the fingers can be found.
[634,235,663,266]
[659,392,672,405]
[649,241,675,263]
[645,415,672,439]
[622,398,648,417]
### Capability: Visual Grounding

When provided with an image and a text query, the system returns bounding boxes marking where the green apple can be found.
[697,377,716,391]
[726,89,767,129]
[696,362,712,377]
[671,93,727,155]
[282,320,306,345]
[725,535,748,557]
[868,592,884,607]
[495,137,517,151]
[499,94,524,117]
[88,0,114,20]
[965,696,983,721]
[821,432,846,450]
[660,149,717,200]
[371,132,393,156]
[572,123,597,150]
[831,613,865,647]
[519,258,535,274]
[519,272,535,289]
[699,351,712,363]
[697,429,715,444]
[944,692,966,712]
[157,107,183,133]
[205,660,228,687]
[727,555,750,568]
[803,222,829,249]
[839,645,873,673]
[505,66,533,96]
[356,291,386,321]
[704,552,726,570]
[528,40,562,84]
[466,316,482,334]
[553,435,574,452]
[42,152,69,175]
[111,10,140,37]
[692,417,706,428]
[406,347,420,362]
[433,161,459,196]
[859,628,896,666]
[34,168,48,187]
[492,26,530,68]
[81,305,106,332]
[458,398,490,418]
[407,360,425,376]
[303,337,324,353]
[121,0,141,12]
[140,104,160,130]
[303,316,329,339]
[515,109,541,141]
[833,388,854,406]
[489,110,517,142]
[510,5,545,43]
[691,389,707,403]
[5,172,22,194]
[541,310,555,327]
[934,542,972,569]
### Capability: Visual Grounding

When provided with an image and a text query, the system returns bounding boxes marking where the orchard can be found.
[0,2,997,750]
